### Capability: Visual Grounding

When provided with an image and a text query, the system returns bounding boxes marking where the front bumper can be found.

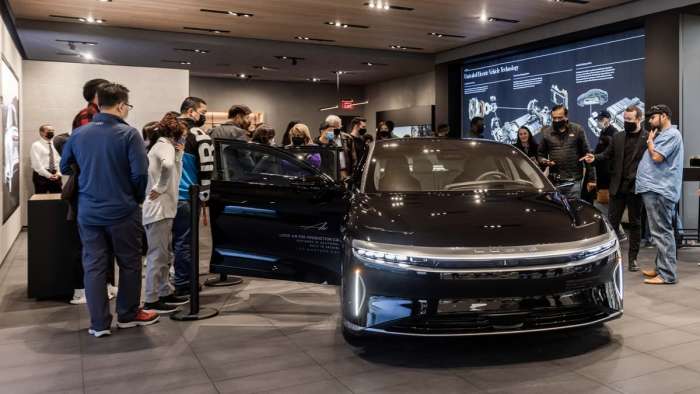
[342,236,623,337]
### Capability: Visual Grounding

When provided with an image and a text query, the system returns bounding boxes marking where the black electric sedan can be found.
[208,138,623,343]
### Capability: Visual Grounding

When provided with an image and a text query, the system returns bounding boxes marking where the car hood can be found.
[349,191,608,248]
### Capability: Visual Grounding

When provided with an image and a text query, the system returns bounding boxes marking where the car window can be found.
[283,146,341,181]
[215,141,314,184]
[364,140,549,193]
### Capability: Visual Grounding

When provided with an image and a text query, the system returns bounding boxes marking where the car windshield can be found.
[363,139,551,193]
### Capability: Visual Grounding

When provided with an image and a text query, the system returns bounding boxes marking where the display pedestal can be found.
[171,185,219,321]
[204,273,243,287]
[27,194,80,300]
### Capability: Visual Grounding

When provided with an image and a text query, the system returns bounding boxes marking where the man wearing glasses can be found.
[61,83,157,337]
[635,104,684,285]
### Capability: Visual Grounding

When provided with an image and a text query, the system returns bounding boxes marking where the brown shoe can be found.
[642,269,657,278]
[644,275,673,285]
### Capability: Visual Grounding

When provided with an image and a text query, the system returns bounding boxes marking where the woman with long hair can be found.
[513,126,538,162]
[281,120,301,147]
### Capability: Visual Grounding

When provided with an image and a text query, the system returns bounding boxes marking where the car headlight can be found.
[353,245,411,267]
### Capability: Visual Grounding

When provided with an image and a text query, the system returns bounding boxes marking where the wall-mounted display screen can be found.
[462,29,645,145]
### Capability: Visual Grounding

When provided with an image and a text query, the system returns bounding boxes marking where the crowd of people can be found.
[509,103,684,285]
[28,77,685,337]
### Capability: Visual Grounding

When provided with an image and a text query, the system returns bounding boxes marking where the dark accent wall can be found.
[645,12,680,118]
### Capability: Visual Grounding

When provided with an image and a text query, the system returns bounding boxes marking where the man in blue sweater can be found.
[61,83,159,337]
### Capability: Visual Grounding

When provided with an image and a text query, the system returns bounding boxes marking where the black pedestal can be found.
[27,194,80,300]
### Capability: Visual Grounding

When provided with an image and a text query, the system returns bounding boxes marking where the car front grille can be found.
[382,305,610,335]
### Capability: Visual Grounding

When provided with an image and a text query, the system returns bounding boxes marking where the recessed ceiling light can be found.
[200,8,254,17]
[253,65,279,71]
[174,48,209,54]
[51,15,106,23]
[324,21,369,29]
[389,45,423,51]
[183,27,230,34]
[428,32,466,39]
[361,62,388,66]
[162,60,192,65]
[364,1,413,11]
[308,77,322,82]
[82,53,95,60]
[234,73,254,79]
[295,36,335,42]
[275,56,305,66]
[487,16,520,23]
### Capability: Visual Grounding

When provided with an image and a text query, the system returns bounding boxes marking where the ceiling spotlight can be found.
[308,77,322,82]
[325,21,367,29]
[428,32,466,39]
[200,9,254,17]
[480,12,488,22]
[82,53,94,60]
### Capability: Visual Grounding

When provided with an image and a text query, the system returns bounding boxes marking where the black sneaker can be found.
[160,294,189,306]
[143,301,178,314]
[628,259,640,272]
[174,284,202,298]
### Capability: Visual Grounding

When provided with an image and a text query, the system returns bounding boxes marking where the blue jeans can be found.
[173,201,192,290]
[641,192,677,283]
[560,180,582,200]
[78,208,143,331]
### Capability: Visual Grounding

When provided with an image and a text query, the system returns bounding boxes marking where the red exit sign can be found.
[340,99,354,110]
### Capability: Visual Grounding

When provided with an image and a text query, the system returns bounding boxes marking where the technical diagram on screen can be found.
[461,29,645,145]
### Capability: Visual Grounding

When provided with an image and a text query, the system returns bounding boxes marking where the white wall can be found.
[0,21,23,267]
[21,61,189,226]
[363,72,436,133]
[680,14,700,227]
[190,77,365,139]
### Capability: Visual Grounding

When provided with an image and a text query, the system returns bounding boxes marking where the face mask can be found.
[325,131,335,141]
[552,120,567,131]
[359,128,367,136]
[334,128,342,136]
[292,136,305,146]
[624,121,638,133]
[45,132,55,139]
[194,115,206,128]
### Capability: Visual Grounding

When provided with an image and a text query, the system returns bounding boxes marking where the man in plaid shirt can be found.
[72,79,108,130]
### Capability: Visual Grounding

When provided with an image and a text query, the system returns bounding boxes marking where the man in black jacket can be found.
[582,105,647,271]
[538,105,596,199]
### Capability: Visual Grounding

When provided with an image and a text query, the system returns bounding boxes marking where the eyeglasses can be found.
[125,103,134,110]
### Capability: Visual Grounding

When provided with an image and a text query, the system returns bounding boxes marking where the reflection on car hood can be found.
[350,191,607,248]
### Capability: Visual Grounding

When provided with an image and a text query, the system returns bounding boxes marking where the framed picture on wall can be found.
[1,57,20,223]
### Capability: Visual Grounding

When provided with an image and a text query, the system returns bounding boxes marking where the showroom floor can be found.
[3,232,700,394]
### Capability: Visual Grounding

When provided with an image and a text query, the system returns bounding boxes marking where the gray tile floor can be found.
[3,231,700,393]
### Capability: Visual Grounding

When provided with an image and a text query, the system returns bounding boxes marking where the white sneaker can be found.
[88,328,112,338]
[70,289,87,305]
[107,285,118,300]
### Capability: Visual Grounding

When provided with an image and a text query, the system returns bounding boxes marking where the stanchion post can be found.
[171,185,219,321]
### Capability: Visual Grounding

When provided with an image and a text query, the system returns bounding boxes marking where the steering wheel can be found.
[475,171,509,182]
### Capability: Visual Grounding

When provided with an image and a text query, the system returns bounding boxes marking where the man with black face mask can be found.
[538,105,596,199]
[468,117,485,139]
[582,105,647,272]
[349,117,368,172]
[173,97,215,296]
[31,124,62,194]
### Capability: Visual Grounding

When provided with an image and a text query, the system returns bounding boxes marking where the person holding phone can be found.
[635,104,684,285]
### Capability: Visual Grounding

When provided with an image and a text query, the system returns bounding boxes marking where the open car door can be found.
[209,140,346,284]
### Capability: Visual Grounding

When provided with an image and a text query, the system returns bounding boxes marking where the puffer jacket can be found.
[538,122,596,181]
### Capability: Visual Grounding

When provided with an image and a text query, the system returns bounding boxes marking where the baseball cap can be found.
[647,104,672,118]
[596,110,612,120]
